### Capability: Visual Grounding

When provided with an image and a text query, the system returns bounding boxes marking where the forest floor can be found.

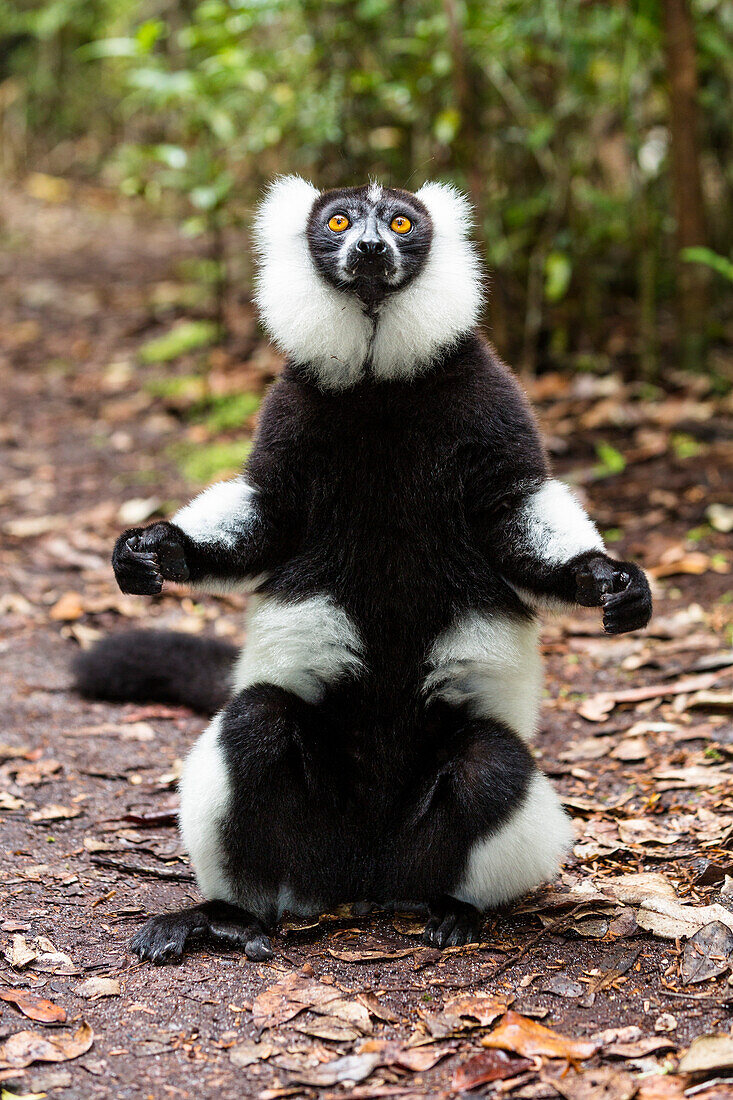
[1,178,733,1100]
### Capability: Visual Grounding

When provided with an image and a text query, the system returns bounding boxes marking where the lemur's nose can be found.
[356,237,387,256]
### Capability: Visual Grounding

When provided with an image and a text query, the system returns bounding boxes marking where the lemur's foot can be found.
[130,901,272,964]
[422,896,482,948]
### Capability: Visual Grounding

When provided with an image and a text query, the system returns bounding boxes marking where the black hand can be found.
[574,554,617,607]
[601,561,652,635]
[112,522,189,596]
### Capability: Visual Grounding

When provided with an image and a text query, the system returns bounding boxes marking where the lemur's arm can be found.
[484,477,651,633]
[113,382,305,597]
[112,476,284,596]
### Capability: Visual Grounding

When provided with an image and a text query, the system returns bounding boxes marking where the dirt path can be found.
[1,182,732,1099]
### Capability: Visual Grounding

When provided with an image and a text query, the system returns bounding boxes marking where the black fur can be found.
[73,630,237,715]
[76,192,652,962]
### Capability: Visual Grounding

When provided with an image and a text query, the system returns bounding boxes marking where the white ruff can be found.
[425,612,543,742]
[453,770,574,909]
[174,477,256,547]
[253,175,484,389]
[178,715,235,903]
[233,594,364,704]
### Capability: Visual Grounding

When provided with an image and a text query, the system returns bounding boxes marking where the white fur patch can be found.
[367,181,383,203]
[509,480,604,613]
[425,612,543,742]
[521,480,603,566]
[174,477,256,547]
[252,175,484,389]
[233,594,364,704]
[453,770,574,909]
[178,715,235,903]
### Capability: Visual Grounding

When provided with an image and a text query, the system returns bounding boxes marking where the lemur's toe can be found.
[245,933,273,961]
[422,897,482,949]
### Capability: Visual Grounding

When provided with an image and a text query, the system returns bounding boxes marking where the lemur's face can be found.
[306,184,433,306]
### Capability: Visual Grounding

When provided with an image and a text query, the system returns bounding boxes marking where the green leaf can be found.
[544,251,572,302]
[681,247,733,283]
[139,321,219,364]
[594,442,626,478]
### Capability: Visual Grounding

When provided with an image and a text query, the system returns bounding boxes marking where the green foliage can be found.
[682,247,733,283]
[139,320,219,363]
[5,0,733,374]
[173,438,253,482]
[593,441,626,479]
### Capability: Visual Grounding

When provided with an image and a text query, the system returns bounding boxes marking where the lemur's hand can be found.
[574,554,652,634]
[112,522,190,596]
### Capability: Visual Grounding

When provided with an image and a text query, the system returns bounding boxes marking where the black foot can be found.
[422,896,482,948]
[130,901,273,964]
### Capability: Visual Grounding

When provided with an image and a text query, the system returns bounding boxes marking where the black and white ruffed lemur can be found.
[75,178,652,963]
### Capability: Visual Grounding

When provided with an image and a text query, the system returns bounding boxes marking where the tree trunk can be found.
[661,0,708,369]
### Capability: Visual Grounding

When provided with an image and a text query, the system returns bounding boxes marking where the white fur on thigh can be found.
[233,594,364,704]
[178,714,234,904]
[453,770,574,909]
[425,612,542,742]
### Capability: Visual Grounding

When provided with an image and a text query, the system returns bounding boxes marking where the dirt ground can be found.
[1,180,733,1100]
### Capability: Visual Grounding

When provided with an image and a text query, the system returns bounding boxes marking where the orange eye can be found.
[328,214,349,232]
[390,215,412,234]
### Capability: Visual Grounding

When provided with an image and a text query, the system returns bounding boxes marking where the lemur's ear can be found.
[252,175,320,256]
[414,181,476,240]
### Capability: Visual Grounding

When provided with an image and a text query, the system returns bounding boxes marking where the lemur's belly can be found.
[232,592,542,743]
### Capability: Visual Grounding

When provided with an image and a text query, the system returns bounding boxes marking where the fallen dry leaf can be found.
[4,936,39,970]
[599,872,677,905]
[680,922,733,985]
[74,977,120,1000]
[442,992,512,1027]
[678,1033,733,1075]
[578,671,727,722]
[482,1011,600,1061]
[228,1038,278,1068]
[252,971,371,1034]
[452,1049,534,1090]
[546,1065,637,1100]
[29,804,81,823]
[285,1051,381,1087]
[48,592,85,622]
[0,1021,93,1069]
[327,948,415,963]
[636,896,733,940]
[0,988,66,1024]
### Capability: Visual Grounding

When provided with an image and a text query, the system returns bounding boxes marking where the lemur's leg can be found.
[399,695,573,948]
[131,664,347,964]
[130,901,272,964]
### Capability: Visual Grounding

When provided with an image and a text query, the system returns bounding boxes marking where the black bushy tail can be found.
[73,630,239,716]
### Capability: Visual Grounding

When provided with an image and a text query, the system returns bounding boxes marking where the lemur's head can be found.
[306,184,433,306]
[253,177,484,389]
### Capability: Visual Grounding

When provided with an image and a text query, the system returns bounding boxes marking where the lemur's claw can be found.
[422,897,482,949]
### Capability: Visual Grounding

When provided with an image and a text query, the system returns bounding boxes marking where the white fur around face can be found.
[425,612,543,742]
[254,176,371,389]
[252,175,484,389]
[453,769,574,909]
[174,477,256,547]
[233,594,364,704]
[178,714,235,904]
